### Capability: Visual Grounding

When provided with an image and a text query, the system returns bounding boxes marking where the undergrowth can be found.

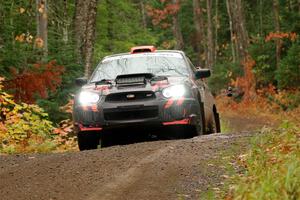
[0,77,77,154]
[226,122,300,200]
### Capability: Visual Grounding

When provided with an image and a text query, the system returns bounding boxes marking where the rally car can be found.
[73,46,221,150]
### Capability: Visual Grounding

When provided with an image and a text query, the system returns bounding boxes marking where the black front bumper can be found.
[73,97,200,132]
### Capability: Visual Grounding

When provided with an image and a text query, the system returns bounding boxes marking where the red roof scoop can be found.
[130,46,156,54]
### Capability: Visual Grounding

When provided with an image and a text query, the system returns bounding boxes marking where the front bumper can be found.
[73,97,200,132]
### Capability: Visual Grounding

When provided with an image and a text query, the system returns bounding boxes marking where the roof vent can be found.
[130,46,156,54]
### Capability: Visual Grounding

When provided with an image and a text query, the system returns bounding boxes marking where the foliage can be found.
[94,0,158,59]
[0,77,56,153]
[276,41,300,89]
[4,60,64,103]
[227,123,300,200]
[0,78,77,153]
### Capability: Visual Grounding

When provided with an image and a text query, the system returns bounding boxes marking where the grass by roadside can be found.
[225,122,300,200]
[200,95,300,200]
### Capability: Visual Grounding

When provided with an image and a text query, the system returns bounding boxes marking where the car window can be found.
[90,53,189,82]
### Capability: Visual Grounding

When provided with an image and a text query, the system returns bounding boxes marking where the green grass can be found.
[229,122,300,200]
[220,119,232,133]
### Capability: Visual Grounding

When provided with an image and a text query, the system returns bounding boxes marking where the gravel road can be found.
[1,115,270,200]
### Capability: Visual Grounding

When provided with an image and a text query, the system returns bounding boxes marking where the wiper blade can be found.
[91,79,113,85]
[150,75,168,82]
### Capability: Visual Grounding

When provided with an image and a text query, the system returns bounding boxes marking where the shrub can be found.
[0,77,57,153]
[276,42,300,89]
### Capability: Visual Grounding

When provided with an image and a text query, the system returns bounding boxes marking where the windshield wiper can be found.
[91,79,113,85]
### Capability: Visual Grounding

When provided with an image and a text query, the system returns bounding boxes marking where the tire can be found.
[215,111,221,133]
[99,133,113,148]
[195,102,206,136]
[77,132,100,151]
[207,109,221,134]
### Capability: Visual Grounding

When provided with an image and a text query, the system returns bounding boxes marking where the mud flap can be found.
[215,112,221,133]
[199,102,206,135]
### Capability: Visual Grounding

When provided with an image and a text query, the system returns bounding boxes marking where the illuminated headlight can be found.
[162,85,186,99]
[78,91,100,105]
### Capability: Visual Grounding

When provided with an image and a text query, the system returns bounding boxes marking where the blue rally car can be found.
[73,46,221,150]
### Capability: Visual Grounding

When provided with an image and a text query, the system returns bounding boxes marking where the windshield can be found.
[89,52,189,82]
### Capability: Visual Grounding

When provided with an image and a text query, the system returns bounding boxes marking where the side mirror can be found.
[75,77,88,86]
[195,69,211,79]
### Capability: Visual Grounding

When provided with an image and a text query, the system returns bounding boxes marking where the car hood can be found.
[80,75,194,95]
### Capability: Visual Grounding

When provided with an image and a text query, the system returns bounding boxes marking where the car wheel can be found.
[77,132,100,151]
[194,102,205,136]
[99,133,113,148]
[207,109,221,134]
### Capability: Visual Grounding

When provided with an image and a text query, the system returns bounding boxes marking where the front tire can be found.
[194,102,206,136]
[77,132,100,151]
[99,132,113,148]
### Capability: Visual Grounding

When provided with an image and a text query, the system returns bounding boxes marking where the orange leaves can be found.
[15,33,26,42]
[265,32,298,42]
[53,119,73,137]
[5,60,64,103]
[37,0,46,14]
[15,33,34,44]
[34,37,44,48]
[146,0,180,27]
[230,56,256,102]
[59,99,74,114]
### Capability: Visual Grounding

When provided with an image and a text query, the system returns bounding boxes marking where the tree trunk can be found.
[193,0,206,66]
[259,0,263,36]
[206,0,214,69]
[62,0,68,44]
[235,0,249,60]
[36,0,48,60]
[226,0,255,100]
[74,0,98,78]
[272,0,281,69]
[227,0,248,63]
[84,0,98,78]
[140,0,147,29]
[214,0,219,63]
[172,0,184,50]
[74,0,88,65]
[225,0,236,63]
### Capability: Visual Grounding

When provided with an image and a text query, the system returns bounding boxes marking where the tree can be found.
[172,0,184,49]
[226,0,249,63]
[206,0,215,69]
[146,0,184,49]
[272,0,282,70]
[36,0,48,59]
[193,0,207,66]
[74,0,98,78]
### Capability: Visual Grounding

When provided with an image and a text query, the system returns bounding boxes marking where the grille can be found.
[104,106,158,121]
[105,91,156,102]
[77,110,101,124]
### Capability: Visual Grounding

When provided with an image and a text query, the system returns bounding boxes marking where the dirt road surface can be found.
[0,115,272,200]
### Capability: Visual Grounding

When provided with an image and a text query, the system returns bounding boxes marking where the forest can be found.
[0,0,299,199]
[0,0,299,149]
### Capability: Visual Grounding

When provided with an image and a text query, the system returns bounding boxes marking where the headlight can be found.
[78,91,100,105]
[162,85,186,99]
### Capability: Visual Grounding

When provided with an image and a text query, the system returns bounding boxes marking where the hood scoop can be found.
[115,73,154,88]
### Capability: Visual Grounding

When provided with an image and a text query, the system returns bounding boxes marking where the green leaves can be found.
[0,78,57,153]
